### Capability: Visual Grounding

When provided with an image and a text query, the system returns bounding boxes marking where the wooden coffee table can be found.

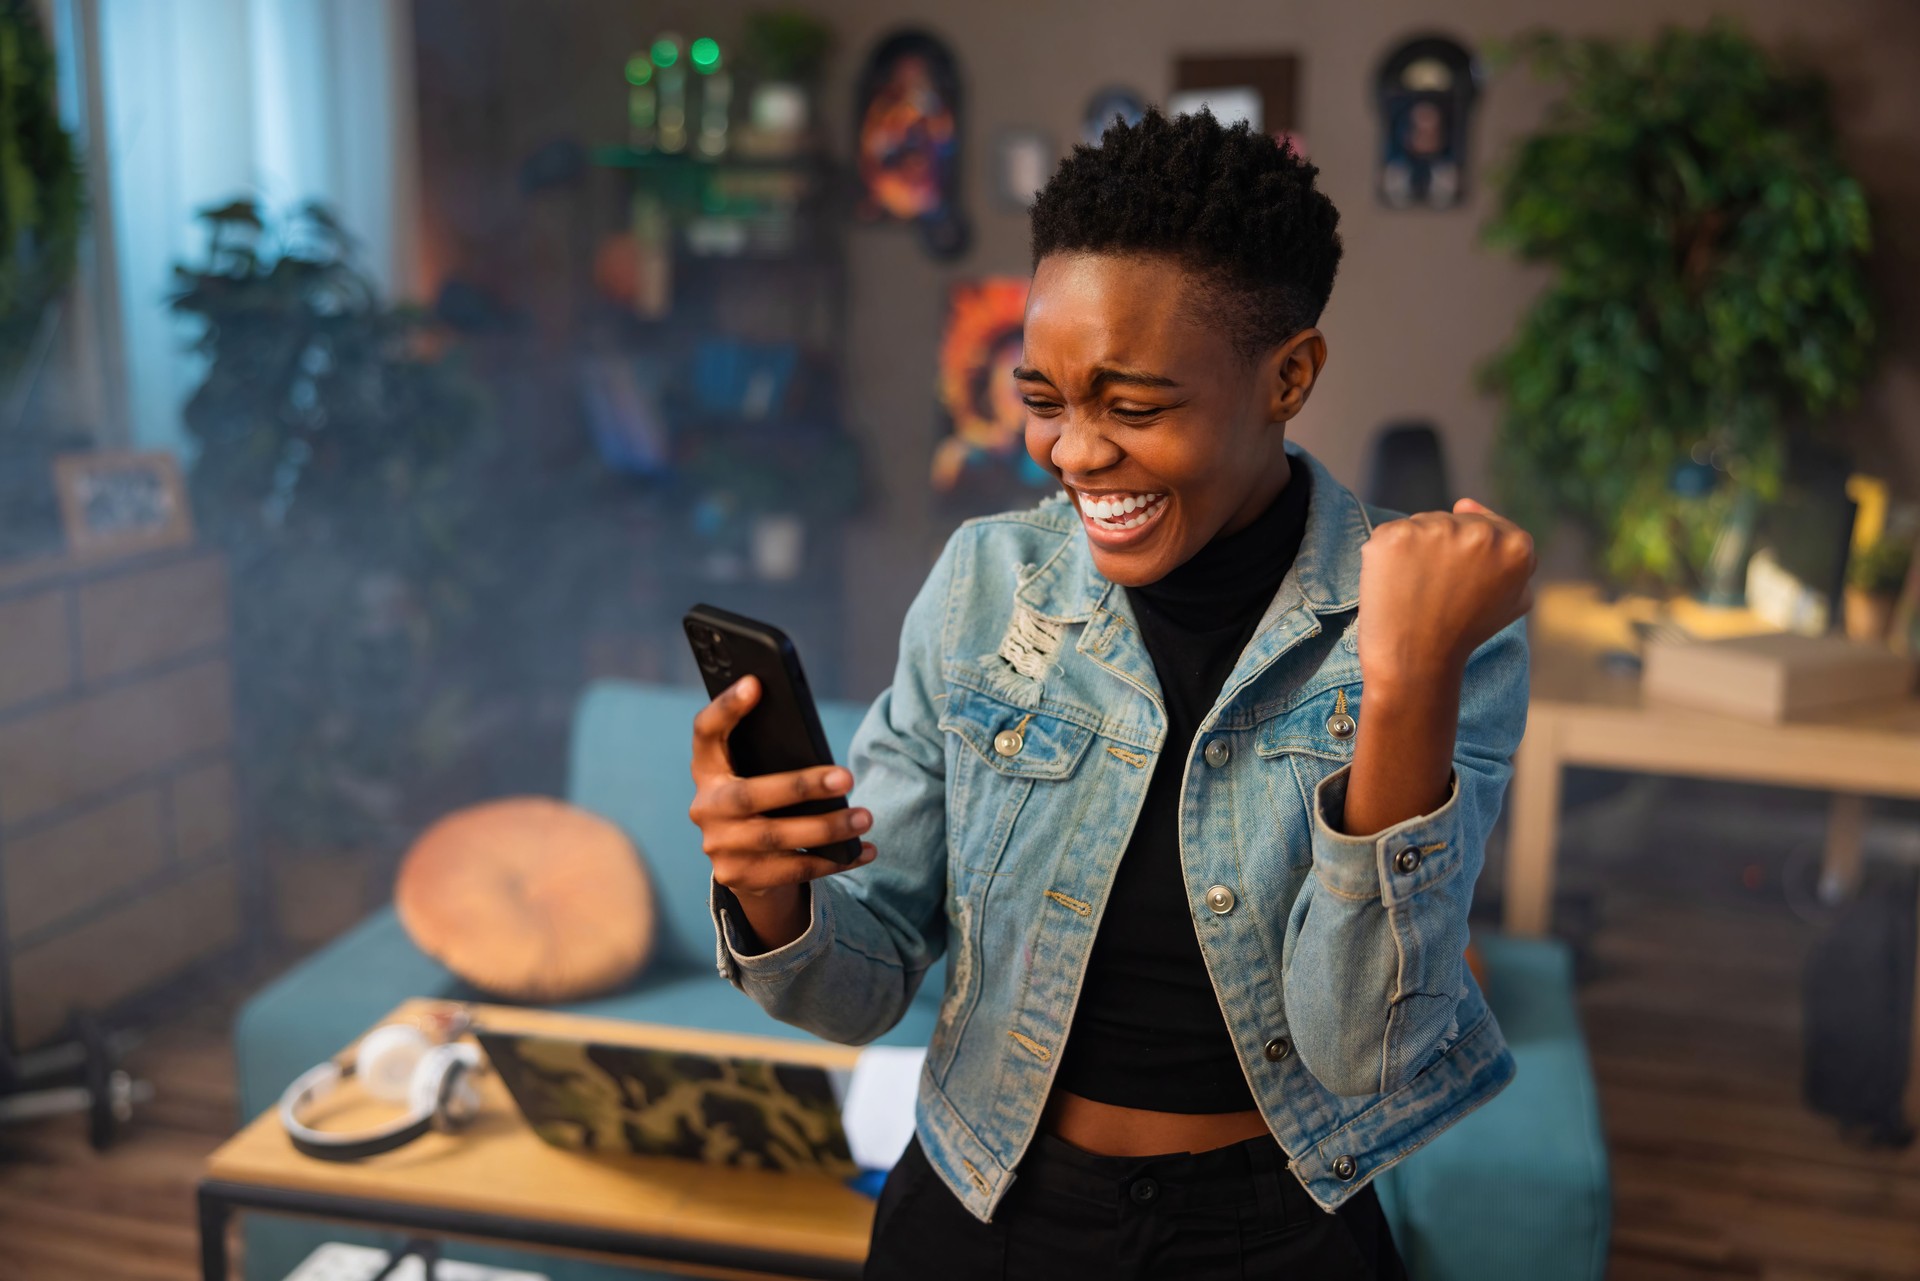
[1504,582,1920,1113]
[199,1001,876,1281]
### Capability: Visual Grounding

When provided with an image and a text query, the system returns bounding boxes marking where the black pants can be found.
[864,1132,1407,1280]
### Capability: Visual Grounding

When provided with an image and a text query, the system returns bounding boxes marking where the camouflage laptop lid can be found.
[477,1029,858,1179]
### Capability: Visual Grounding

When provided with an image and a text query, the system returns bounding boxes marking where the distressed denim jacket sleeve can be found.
[707,538,958,1045]
[1281,614,1530,1097]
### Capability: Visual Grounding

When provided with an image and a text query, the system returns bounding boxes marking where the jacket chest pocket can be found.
[940,683,1094,778]
[938,683,1094,869]
[1256,680,1362,829]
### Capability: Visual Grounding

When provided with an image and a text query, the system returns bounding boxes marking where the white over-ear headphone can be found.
[279,1011,485,1161]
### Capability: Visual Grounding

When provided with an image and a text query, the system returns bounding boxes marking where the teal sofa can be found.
[234,681,1609,1280]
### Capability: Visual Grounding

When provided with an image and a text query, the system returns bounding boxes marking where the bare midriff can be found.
[1042,1087,1272,1156]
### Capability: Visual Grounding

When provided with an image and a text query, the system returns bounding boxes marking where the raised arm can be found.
[1283,499,1535,1096]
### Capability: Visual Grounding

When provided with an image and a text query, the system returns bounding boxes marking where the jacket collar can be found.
[1015,442,1373,625]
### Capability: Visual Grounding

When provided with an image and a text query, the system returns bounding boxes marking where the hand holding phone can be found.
[684,607,876,949]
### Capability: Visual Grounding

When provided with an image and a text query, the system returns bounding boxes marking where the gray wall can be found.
[417,0,1920,699]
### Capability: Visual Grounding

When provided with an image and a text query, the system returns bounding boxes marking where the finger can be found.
[708,807,873,856]
[721,844,878,891]
[706,765,855,820]
[690,676,759,776]
[1452,497,1526,535]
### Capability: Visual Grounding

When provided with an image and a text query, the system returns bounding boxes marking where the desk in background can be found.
[1505,582,1920,1117]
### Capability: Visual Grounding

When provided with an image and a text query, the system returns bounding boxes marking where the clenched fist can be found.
[1356,498,1536,690]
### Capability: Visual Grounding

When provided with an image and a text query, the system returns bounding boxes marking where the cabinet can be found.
[0,546,246,1052]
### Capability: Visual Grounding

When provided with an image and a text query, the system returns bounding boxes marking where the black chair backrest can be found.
[1364,421,1451,515]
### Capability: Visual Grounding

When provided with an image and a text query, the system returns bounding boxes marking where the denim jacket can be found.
[711,443,1528,1220]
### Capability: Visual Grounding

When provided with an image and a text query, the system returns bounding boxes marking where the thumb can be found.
[1453,497,1496,518]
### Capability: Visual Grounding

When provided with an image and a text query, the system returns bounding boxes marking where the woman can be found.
[688,110,1535,1279]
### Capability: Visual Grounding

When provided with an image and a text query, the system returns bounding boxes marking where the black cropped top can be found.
[1053,464,1312,1113]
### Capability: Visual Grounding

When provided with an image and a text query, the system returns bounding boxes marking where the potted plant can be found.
[1482,24,1877,593]
[0,0,86,562]
[0,0,81,376]
[739,10,833,156]
[1845,533,1913,644]
[172,200,495,938]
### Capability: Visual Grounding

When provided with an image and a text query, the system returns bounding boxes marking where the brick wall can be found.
[0,546,244,1050]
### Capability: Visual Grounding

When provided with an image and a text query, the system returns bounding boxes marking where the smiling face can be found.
[1017,252,1328,587]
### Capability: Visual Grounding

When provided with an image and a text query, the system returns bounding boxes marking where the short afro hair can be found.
[1029,108,1343,360]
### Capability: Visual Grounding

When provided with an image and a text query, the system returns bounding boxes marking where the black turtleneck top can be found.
[1054,464,1313,1113]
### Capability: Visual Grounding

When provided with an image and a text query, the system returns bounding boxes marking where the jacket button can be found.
[1203,739,1230,768]
[1263,1037,1291,1062]
[1332,1155,1358,1181]
[1394,847,1423,875]
[1205,884,1235,914]
[993,728,1024,757]
[1326,711,1356,740]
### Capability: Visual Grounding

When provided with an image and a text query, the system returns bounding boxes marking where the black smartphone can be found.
[683,604,861,865]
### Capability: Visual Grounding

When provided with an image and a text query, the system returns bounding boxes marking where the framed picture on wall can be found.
[1373,35,1481,210]
[994,131,1052,209]
[1081,86,1146,147]
[853,29,971,259]
[52,450,195,560]
[1172,53,1298,141]
[1166,85,1262,131]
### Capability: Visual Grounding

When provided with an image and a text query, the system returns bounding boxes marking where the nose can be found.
[1046,410,1124,478]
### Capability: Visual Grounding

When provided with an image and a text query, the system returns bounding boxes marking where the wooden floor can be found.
[1561,778,1920,1280]
[2,779,1919,1279]
[0,969,250,1281]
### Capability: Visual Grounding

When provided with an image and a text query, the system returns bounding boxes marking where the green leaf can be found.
[1482,20,1877,588]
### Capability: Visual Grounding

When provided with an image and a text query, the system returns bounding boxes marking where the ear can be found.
[1263,328,1328,424]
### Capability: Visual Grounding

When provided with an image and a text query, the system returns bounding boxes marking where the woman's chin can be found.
[1087,535,1182,588]
[1074,496,1185,586]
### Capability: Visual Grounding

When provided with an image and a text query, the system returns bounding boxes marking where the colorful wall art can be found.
[932,277,1051,494]
[854,29,969,258]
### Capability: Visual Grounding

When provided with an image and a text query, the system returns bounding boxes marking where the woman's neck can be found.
[1217,448,1294,539]
[1131,460,1311,621]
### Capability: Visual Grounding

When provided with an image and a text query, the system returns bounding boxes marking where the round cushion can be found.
[396,798,654,1001]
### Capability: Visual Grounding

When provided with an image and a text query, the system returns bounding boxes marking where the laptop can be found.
[475,1026,860,1179]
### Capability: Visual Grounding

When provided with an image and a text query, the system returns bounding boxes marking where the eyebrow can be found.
[1011,364,1182,392]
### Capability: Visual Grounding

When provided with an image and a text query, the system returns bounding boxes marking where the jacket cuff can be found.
[709,878,834,987]
[1310,764,1463,908]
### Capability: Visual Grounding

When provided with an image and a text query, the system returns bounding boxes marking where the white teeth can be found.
[1079,492,1165,530]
